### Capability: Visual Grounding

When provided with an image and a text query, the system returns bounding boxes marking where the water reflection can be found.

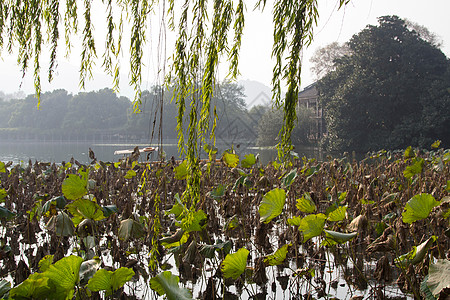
[0,142,325,165]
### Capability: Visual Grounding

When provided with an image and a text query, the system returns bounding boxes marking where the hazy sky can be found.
[1,0,450,98]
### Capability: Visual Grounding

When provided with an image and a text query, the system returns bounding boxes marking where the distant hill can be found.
[237,79,272,108]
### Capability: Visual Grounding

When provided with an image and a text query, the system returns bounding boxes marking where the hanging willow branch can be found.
[271,0,319,163]
[0,0,351,205]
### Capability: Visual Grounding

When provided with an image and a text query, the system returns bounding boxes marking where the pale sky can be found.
[1,0,449,99]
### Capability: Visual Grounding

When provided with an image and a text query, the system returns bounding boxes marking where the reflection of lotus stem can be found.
[348,243,373,290]
[391,226,420,299]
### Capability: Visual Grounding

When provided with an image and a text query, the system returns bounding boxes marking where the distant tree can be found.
[257,105,314,146]
[310,42,350,80]
[318,16,450,152]
[8,90,71,129]
[126,86,179,141]
[213,82,252,140]
[0,91,26,101]
[0,99,16,128]
[32,90,71,130]
[62,88,130,131]
[405,19,443,48]
[127,82,251,142]
[248,104,270,136]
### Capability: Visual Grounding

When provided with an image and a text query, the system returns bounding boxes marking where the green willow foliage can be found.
[0,0,350,203]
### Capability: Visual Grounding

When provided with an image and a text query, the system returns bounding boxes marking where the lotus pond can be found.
[0,146,449,299]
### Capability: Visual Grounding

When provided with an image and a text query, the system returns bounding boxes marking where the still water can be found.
[0,141,325,165]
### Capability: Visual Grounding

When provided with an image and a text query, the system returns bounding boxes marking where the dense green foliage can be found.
[1,83,309,146]
[318,16,450,152]
[0,89,130,140]
[257,105,315,146]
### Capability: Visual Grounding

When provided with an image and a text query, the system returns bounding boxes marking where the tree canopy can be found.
[318,15,450,152]
[0,83,264,143]
[310,42,350,80]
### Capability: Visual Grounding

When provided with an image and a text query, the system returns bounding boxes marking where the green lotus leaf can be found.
[118,218,146,241]
[264,244,291,266]
[208,184,226,200]
[282,169,298,188]
[199,240,232,258]
[359,198,375,205]
[241,154,257,168]
[0,188,7,202]
[222,248,249,280]
[42,255,83,299]
[302,166,319,178]
[88,267,135,296]
[62,174,88,200]
[298,213,327,242]
[296,193,316,213]
[199,244,218,259]
[0,161,5,173]
[395,236,437,268]
[287,216,302,226]
[101,205,118,218]
[427,259,450,296]
[259,188,286,223]
[161,231,189,249]
[46,211,75,236]
[223,152,239,168]
[0,279,11,298]
[327,206,347,222]
[42,196,67,216]
[431,140,441,149]
[149,271,192,300]
[9,273,51,299]
[403,157,424,179]
[322,229,357,246]
[165,194,186,220]
[0,206,15,220]
[38,255,54,272]
[124,169,137,179]
[174,160,188,180]
[404,146,415,159]
[180,209,207,232]
[67,198,105,226]
[402,193,440,224]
